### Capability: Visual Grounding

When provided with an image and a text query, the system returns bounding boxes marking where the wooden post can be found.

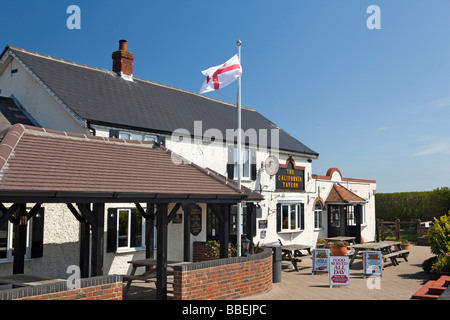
[417,219,422,238]
[395,219,401,241]
[79,220,90,278]
[182,203,192,262]
[156,203,168,300]
[13,203,27,274]
[380,219,384,241]
[376,218,379,242]
[145,203,155,260]
[91,203,105,277]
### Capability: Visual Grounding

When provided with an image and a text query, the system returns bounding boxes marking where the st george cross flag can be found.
[199,54,242,94]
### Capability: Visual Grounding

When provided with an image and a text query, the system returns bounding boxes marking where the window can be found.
[0,221,12,260]
[0,207,44,262]
[230,204,247,236]
[117,209,145,251]
[119,131,156,142]
[314,202,323,229]
[347,206,357,226]
[330,206,340,228]
[227,146,257,181]
[360,205,366,225]
[233,148,250,180]
[277,203,304,232]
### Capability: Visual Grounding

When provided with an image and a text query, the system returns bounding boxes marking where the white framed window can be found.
[278,203,304,233]
[0,221,13,262]
[314,202,323,230]
[117,209,145,251]
[360,205,367,226]
[233,147,250,180]
[347,206,357,226]
[0,209,37,262]
[119,131,157,142]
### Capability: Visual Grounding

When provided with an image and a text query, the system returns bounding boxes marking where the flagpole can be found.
[236,39,242,257]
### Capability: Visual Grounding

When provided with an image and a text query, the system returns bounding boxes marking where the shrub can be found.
[204,240,220,259]
[426,212,450,256]
[204,240,237,259]
[422,256,438,272]
[431,253,450,272]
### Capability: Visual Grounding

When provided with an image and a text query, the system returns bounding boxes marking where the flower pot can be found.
[400,243,410,258]
[330,245,347,256]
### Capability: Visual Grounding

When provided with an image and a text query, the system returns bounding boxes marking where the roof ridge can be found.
[7,45,115,76]
[0,123,26,174]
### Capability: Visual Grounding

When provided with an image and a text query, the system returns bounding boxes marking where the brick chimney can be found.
[112,40,134,80]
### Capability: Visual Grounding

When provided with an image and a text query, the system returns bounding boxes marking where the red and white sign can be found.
[312,249,330,274]
[329,256,350,288]
[199,54,242,94]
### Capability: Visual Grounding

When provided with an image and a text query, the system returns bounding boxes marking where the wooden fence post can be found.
[417,219,421,238]
[395,219,400,240]
[376,218,380,242]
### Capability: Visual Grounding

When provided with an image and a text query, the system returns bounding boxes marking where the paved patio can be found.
[243,243,434,300]
[124,244,435,300]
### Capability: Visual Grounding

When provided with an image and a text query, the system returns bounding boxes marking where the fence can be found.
[376,219,432,243]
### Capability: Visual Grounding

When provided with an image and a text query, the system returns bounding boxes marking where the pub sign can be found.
[190,205,202,236]
[276,160,305,191]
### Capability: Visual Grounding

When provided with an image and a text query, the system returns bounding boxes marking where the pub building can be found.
[0,41,376,280]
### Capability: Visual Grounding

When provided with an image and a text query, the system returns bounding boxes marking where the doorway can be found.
[327,204,362,243]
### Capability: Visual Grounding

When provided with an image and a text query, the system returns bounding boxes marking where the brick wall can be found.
[0,275,122,300]
[173,248,273,300]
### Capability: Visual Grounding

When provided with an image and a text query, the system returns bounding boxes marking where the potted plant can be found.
[330,240,348,256]
[400,239,410,258]
[316,238,327,248]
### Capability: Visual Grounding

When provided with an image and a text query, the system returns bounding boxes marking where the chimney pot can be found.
[119,40,127,51]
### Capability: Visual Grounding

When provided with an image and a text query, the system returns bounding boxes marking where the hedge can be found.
[376,187,450,221]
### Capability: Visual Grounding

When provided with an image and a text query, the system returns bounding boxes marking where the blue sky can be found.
[2,0,450,193]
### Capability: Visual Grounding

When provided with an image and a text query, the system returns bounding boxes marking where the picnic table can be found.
[122,258,191,297]
[280,244,313,271]
[324,236,356,247]
[0,274,64,289]
[347,241,409,268]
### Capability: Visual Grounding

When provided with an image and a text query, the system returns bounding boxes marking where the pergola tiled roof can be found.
[0,124,258,202]
[325,183,366,204]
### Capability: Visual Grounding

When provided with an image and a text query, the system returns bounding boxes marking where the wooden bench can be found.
[383,250,409,266]
[283,255,312,271]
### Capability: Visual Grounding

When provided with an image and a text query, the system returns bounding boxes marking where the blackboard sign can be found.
[190,206,202,236]
[276,167,304,191]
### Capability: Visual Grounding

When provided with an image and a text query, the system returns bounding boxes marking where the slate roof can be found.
[0,124,258,202]
[325,183,366,204]
[0,97,35,130]
[2,45,318,157]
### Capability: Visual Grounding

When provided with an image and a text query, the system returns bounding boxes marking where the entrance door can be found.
[345,205,361,244]
[327,204,361,243]
[328,205,345,237]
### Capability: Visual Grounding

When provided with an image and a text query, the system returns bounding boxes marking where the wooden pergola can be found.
[0,124,261,299]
